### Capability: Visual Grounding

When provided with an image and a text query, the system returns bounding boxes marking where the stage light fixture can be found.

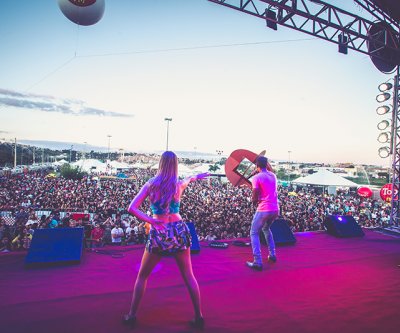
[266,9,277,30]
[378,83,393,92]
[377,132,390,143]
[376,105,391,115]
[376,92,391,102]
[377,120,390,130]
[338,33,348,54]
[378,147,390,158]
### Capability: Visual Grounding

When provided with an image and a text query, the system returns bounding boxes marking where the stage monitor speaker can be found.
[324,215,365,238]
[261,218,296,245]
[186,222,200,254]
[25,228,84,267]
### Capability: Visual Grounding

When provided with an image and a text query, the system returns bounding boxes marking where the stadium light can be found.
[377,132,390,144]
[377,120,390,130]
[376,105,391,115]
[378,147,390,158]
[376,92,391,103]
[378,83,393,92]
[376,79,395,159]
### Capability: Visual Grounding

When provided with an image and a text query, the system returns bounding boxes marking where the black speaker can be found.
[186,222,200,254]
[25,228,84,267]
[324,215,365,238]
[261,219,296,245]
[367,20,400,74]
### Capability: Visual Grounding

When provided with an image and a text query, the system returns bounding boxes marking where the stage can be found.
[1,229,400,333]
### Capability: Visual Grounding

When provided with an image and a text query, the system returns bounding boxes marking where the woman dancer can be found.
[123,151,209,328]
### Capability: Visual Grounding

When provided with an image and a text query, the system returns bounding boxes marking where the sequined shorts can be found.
[146,221,191,254]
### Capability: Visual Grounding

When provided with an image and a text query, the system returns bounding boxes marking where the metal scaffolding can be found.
[208,1,399,61]
[390,67,400,226]
[208,0,400,226]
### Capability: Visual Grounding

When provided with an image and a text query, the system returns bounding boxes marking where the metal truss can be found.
[390,68,400,226]
[208,0,400,225]
[208,0,400,63]
[354,0,400,29]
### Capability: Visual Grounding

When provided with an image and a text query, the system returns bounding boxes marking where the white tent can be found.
[292,169,358,187]
[52,159,69,167]
[110,161,131,169]
[71,159,107,173]
[131,162,149,169]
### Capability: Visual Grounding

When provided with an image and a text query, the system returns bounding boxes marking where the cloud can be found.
[0,88,133,118]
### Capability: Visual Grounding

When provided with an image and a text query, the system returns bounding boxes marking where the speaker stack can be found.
[186,222,201,254]
[25,228,84,267]
[324,215,365,238]
[261,219,297,245]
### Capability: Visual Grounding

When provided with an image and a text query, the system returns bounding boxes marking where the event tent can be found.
[131,162,150,169]
[292,169,358,187]
[52,159,68,167]
[71,159,107,173]
[109,161,131,169]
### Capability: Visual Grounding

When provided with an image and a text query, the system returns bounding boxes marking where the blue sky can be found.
[0,0,393,165]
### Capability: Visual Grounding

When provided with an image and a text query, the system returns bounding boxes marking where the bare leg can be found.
[174,248,203,319]
[128,250,162,317]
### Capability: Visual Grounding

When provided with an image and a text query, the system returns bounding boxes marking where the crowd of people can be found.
[0,167,392,252]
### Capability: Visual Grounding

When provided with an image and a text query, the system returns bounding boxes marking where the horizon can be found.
[0,138,390,168]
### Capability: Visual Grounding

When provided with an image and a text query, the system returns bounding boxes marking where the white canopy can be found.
[292,169,358,187]
[131,162,149,169]
[109,160,131,169]
[52,159,69,166]
[71,159,107,173]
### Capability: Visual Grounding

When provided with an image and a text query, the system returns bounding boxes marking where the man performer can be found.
[246,156,279,271]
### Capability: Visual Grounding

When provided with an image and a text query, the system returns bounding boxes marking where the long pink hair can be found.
[148,151,178,209]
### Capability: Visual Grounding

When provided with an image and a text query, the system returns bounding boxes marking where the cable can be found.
[22,37,315,91]
[75,38,317,58]
[24,56,76,92]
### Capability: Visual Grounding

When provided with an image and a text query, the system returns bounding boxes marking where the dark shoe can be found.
[268,255,277,263]
[189,316,205,329]
[246,261,263,271]
[122,314,136,328]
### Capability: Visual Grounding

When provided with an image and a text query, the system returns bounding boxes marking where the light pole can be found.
[119,148,125,162]
[164,118,172,151]
[69,145,73,163]
[83,142,88,160]
[107,135,112,160]
[20,147,24,166]
[13,138,17,168]
[287,150,292,182]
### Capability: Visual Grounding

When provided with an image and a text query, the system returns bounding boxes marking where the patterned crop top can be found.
[150,199,180,215]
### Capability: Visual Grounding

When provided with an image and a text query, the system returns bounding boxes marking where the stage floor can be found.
[1,230,400,333]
